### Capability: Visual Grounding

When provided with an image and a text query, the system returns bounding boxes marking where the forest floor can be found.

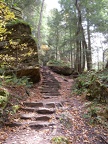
[0,67,108,144]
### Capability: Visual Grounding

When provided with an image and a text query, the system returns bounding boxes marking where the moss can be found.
[6,18,29,27]
[51,136,70,144]
[6,19,31,37]
[0,88,9,109]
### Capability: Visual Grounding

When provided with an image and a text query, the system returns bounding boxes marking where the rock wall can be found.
[0,21,40,83]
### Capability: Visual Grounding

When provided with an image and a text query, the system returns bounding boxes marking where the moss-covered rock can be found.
[6,20,31,38]
[48,65,73,76]
[0,19,40,83]
[16,67,40,83]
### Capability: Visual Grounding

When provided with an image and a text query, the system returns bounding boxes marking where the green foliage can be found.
[47,60,70,67]
[12,105,20,113]
[98,70,108,85]
[0,89,9,110]
[51,136,70,144]
[0,2,15,41]
[6,18,29,27]
[87,104,99,117]
[83,102,108,127]
[74,70,108,127]
[0,73,33,87]
[72,72,94,95]
[5,0,42,37]
[73,70,108,103]
[47,0,108,71]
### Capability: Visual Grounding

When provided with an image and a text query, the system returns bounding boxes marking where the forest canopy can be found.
[0,0,108,72]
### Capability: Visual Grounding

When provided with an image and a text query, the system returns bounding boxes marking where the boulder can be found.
[48,65,73,76]
[16,67,40,83]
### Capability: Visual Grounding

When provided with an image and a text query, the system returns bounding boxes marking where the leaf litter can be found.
[0,70,108,144]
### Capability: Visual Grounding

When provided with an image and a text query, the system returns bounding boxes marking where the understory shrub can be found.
[73,70,108,127]
[47,60,70,67]
[73,70,108,103]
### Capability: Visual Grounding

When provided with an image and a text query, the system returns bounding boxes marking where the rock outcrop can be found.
[0,20,40,83]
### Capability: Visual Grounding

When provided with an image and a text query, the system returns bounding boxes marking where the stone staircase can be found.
[40,67,61,98]
[6,67,62,130]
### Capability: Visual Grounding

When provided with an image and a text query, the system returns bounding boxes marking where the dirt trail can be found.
[0,67,108,144]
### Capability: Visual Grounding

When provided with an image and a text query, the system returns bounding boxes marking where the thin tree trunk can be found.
[55,29,59,60]
[37,0,45,49]
[87,13,92,70]
[75,41,80,72]
[74,43,76,69]
[75,0,91,72]
[82,41,85,71]
[69,26,73,68]
[75,0,82,73]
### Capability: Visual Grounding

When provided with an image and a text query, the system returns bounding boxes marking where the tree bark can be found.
[82,41,85,70]
[55,29,59,60]
[87,11,92,70]
[69,26,73,68]
[75,0,91,72]
[75,0,83,73]
[37,0,45,49]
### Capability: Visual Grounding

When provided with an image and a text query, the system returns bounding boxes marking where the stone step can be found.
[40,86,59,88]
[42,80,59,83]
[45,103,55,108]
[41,84,58,86]
[5,122,22,127]
[40,91,59,94]
[35,115,51,121]
[42,96,59,99]
[20,107,37,112]
[41,86,60,89]
[22,101,62,110]
[42,81,58,84]
[42,93,60,96]
[23,102,43,107]
[5,121,54,130]
[21,107,56,114]
[41,86,58,89]
[45,102,63,108]
[20,113,51,121]
[40,86,59,89]
[41,82,59,84]
[29,122,55,130]
[41,87,59,89]
[40,91,59,93]
[40,90,59,93]
[36,108,55,114]
[42,77,55,80]
[20,113,35,119]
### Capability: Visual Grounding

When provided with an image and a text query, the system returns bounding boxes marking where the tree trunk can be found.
[37,0,45,49]
[105,60,108,69]
[75,0,91,72]
[75,0,83,73]
[87,13,92,70]
[82,41,85,71]
[55,29,59,60]
[69,26,73,68]
[74,43,76,69]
